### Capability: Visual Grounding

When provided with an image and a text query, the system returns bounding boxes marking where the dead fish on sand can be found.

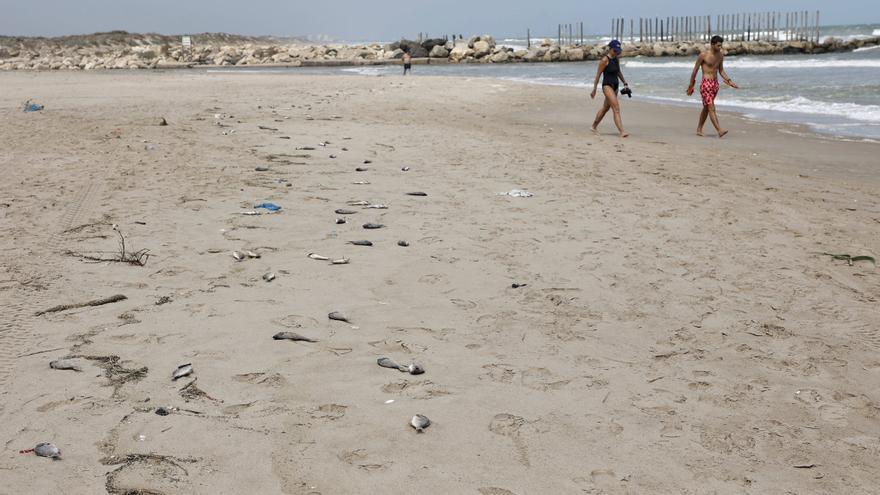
[411,414,431,433]
[308,253,330,260]
[336,218,347,224]
[352,181,370,185]
[246,250,261,259]
[172,363,193,381]
[328,311,350,323]
[262,272,276,282]
[377,357,425,375]
[349,240,373,246]
[406,192,427,196]
[258,125,278,131]
[297,146,316,150]
[401,167,410,171]
[335,209,358,215]
[363,160,373,164]
[356,167,368,172]
[23,443,62,459]
[347,200,370,206]
[49,360,82,372]
[363,223,384,229]
[319,141,330,147]
[363,204,388,209]
[330,258,350,265]
[232,251,246,261]
[273,331,318,342]
[398,241,409,247]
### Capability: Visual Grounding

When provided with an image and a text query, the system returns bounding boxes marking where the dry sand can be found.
[0,70,878,494]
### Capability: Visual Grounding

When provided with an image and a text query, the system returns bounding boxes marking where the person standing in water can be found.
[687,35,739,137]
[591,39,629,138]
[402,50,412,75]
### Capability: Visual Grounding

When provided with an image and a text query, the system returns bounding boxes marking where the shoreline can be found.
[1,70,878,493]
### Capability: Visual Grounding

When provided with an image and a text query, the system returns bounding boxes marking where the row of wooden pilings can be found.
[611,11,822,43]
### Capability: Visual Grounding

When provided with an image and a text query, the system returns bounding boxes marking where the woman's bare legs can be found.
[603,85,628,137]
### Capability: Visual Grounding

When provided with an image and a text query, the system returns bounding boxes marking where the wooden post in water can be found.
[527,28,530,49]
[630,19,633,42]
[815,10,820,43]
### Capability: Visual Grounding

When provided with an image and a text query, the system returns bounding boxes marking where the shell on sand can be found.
[172,363,193,381]
[328,311,350,323]
[377,357,401,369]
[34,442,61,459]
[411,414,431,433]
[49,359,82,372]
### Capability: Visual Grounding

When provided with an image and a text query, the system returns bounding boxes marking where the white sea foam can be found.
[854,44,880,52]
[624,58,880,69]
[874,29,880,36]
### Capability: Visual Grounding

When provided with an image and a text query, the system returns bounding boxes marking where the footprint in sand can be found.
[489,413,532,467]
[478,488,518,495]
[338,449,392,472]
[381,380,450,399]
[312,404,347,421]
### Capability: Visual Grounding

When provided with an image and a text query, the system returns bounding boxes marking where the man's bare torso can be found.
[701,50,723,79]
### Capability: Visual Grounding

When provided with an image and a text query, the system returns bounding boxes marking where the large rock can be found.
[489,51,509,63]
[473,40,491,58]
[388,39,428,58]
[421,38,447,53]
[565,48,585,61]
[429,45,449,58]
[522,49,542,62]
[449,43,474,61]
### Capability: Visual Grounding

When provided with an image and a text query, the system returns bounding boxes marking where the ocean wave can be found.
[854,44,880,52]
[624,58,880,69]
[340,67,392,76]
[644,94,880,123]
[874,29,880,36]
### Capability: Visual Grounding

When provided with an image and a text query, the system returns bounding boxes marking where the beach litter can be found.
[20,443,61,459]
[273,331,318,342]
[172,363,193,381]
[410,414,431,433]
[500,189,534,198]
[820,252,876,266]
[254,202,281,213]
[377,357,425,375]
[23,100,44,112]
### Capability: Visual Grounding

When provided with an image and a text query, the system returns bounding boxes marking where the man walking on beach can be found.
[402,50,412,75]
[687,35,738,137]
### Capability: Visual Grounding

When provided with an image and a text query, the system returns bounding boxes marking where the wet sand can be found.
[1,70,878,494]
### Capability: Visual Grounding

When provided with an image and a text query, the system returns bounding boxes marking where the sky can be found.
[1,0,878,41]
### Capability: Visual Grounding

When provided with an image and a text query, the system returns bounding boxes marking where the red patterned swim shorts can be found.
[700,78,720,107]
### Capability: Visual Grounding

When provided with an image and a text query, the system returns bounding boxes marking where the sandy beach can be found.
[1,70,878,494]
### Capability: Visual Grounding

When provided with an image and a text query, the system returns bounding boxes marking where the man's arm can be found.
[719,58,739,88]
[687,53,703,95]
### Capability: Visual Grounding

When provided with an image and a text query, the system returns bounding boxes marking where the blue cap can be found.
[608,39,622,51]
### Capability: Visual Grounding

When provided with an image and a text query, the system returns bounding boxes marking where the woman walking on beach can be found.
[591,39,629,138]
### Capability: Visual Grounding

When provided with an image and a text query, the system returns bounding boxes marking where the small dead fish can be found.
[172,363,193,381]
[406,192,427,196]
[341,147,348,151]
[398,241,409,247]
[254,166,270,171]
[377,357,401,369]
[335,209,358,215]
[411,414,431,433]
[232,251,246,261]
[363,204,388,209]
[352,181,370,185]
[349,240,373,246]
[336,218,347,224]
[319,141,329,146]
[258,125,278,131]
[329,155,337,159]
[330,258,350,265]
[347,200,370,206]
[239,211,260,216]
[308,253,330,260]
[155,407,171,416]
[363,223,384,229]
[297,146,316,150]
[401,166,410,171]
[407,363,425,375]
[355,167,368,172]
[49,360,82,372]
[363,160,372,164]
[328,311,350,323]
[273,331,318,342]
[262,272,276,282]
[34,443,61,459]
[246,250,261,259]
[511,283,527,289]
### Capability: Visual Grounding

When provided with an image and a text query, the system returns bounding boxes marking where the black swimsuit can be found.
[601,56,620,92]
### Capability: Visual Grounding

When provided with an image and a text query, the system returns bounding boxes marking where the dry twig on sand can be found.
[67,224,151,266]
[35,294,127,316]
